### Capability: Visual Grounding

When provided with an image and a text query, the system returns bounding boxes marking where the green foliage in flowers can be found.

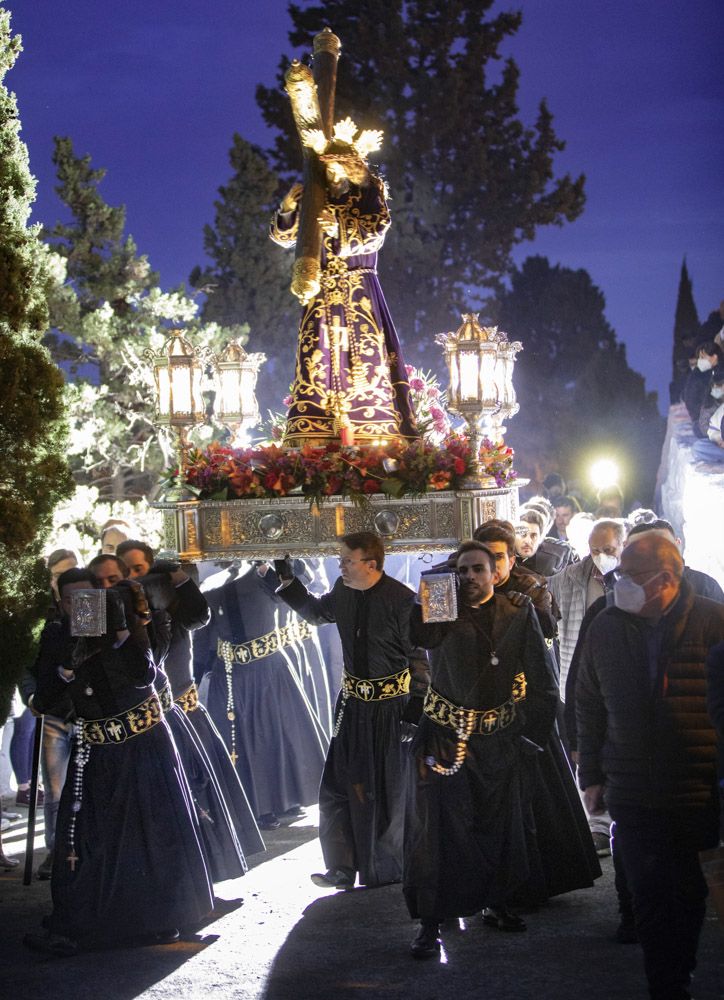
[0,9,74,723]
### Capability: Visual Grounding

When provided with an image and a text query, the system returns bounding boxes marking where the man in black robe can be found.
[25,568,212,955]
[275,531,429,890]
[404,540,558,959]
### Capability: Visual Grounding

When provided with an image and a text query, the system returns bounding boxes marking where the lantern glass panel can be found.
[480,349,498,407]
[170,362,193,416]
[219,368,242,419]
[157,365,171,418]
[459,347,481,402]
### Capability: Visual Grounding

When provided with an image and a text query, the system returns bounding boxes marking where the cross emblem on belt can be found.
[482,712,498,733]
[105,719,124,742]
[356,680,374,701]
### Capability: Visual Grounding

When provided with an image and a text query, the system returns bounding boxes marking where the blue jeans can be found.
[692,438,724,463]
[41,716,73,851]
[610,804,716,1000]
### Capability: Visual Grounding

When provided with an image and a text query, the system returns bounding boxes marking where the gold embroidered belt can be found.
[175,682,199,714]
[218,619,314,666]
[157,682,173,714]
[423,672,527,736]
[80,693,163,746]
[342,667,411,702]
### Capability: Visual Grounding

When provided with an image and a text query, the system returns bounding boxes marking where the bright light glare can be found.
[590,458,619,491]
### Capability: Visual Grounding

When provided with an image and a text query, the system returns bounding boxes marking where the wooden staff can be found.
[284,28,341,304]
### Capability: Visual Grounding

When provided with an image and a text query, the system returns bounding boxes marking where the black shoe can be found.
[140,928,180,945]
[410,921,441,959]
[257,813,281,830]
[281,805,305,819]
[482,907,527,932]
[23,931,78,957]
[310,868,355,889]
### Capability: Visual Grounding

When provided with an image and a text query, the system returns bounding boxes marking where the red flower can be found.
[362,479,379,494]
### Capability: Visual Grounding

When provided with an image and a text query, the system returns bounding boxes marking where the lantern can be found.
[147,330,205,467]
[436,313,522,486]
[214,341,266,439]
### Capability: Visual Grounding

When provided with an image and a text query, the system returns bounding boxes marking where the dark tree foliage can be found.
[190,135,298,410]
[0,9,74,723]
[253,0,585,372]
[495,256,664,505]
[669,258,700,403]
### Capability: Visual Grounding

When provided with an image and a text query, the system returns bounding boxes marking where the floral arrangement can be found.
[405,365,452,444]
[165,434,515,505]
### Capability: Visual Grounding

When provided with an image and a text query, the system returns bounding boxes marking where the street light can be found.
[436,313,521,487]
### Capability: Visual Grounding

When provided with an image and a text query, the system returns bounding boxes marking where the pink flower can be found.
[282,395,293,407]
[409,377,425,392]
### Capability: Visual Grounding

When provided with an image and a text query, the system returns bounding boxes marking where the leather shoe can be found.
[310,868,355,889]
[410,921,441,959]
[592,831,611,857]
[257,813,281,830]
[16,787,44,807]
[482,907,526,932]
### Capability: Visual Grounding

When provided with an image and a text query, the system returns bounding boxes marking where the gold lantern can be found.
[147,330,206,467]
[214,341,266,442]
[436,313,522,487]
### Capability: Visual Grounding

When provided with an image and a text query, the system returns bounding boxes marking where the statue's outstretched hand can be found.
[281,182,303,213]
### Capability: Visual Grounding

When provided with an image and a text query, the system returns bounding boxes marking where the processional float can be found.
[150,28,524,561]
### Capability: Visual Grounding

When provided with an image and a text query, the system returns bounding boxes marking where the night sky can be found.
[7,0,723,412]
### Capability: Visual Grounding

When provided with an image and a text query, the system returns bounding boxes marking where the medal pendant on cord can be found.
[490,653,499,666]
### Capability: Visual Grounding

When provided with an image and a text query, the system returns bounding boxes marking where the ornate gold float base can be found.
[154,485,525,562]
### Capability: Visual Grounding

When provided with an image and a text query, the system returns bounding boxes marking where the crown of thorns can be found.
[302,117,383,162]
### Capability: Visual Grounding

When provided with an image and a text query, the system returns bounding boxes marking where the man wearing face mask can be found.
[576,534,724,1000]
[692,365,724,463]
[682,340,722,433]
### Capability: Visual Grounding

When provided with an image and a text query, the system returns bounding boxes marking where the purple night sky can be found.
[7,1,723,412]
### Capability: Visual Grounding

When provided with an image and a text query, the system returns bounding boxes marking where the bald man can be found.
[576,535,724,1000]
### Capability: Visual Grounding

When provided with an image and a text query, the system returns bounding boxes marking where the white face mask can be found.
[613,571,663,614]
[592,552,618,576]
[697,358,713,372]
[711,386,724,400]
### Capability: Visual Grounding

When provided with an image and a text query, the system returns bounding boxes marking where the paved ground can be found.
[1,804,722,1000]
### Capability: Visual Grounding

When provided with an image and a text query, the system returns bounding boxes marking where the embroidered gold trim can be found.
[341,667,411,702]
[423,672,527,736]
[80,693,163,746]
[217,618,314,666]
[175,682,199,714]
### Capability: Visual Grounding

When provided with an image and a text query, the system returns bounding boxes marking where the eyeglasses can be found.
[338,557,373,567]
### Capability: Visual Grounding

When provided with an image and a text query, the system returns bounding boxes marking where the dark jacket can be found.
[683,367,713,432]
[576,578,724,811]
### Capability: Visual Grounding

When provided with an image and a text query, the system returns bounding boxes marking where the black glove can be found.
[141,572,177,612]
[149,559,181,575]
[105,588,130,634]
[273,556,295,583]
[112,579,151,625]
[401,694,424,726]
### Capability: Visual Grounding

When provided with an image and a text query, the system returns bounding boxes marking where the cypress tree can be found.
[670,257,700,402]
[0,7,74,722]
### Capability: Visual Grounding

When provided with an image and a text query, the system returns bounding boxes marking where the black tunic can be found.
[34,621,213,945]
[404,594,557,920]
[280,572,429,887]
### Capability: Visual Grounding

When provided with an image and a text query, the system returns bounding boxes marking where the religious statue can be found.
[270,29,418,447]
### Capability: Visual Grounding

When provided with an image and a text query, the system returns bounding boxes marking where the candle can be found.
[340,427,355,446]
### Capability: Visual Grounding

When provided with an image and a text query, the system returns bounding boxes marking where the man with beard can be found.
[275,531,429,890]
[404,540,557,958]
